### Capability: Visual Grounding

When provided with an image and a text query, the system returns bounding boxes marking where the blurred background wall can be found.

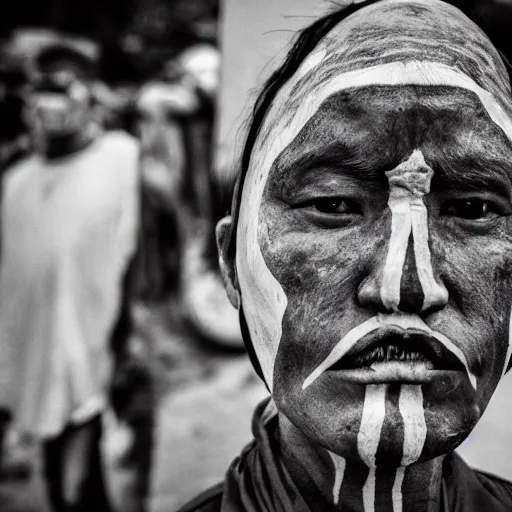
[215,0,329,179]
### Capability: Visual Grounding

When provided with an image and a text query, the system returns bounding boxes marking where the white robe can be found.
[0,131,140,438]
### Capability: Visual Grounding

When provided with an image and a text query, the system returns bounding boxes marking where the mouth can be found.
[41,112,69,128]
[326,327,465,384]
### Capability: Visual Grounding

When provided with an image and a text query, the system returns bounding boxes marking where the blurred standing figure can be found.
[0,44,140,512]
[174,44,244,349]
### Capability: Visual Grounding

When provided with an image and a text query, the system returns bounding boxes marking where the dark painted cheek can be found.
[260,220,369,325]
[259,204,365,296]
[421,382,481,460]
[258,199,386,382]
[262,231,363,357]
[430,226,512,399]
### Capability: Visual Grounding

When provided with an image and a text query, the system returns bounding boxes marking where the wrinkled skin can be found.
[218,85,512,511]
[263,85,512,463]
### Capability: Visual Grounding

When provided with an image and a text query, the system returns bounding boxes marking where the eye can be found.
[441,198,497,220]
[307,197,360,214]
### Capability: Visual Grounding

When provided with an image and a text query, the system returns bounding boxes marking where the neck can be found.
[42,124,99,160]
[279,414,445,512]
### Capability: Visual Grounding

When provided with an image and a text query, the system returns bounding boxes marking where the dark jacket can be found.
[177,399,512,512]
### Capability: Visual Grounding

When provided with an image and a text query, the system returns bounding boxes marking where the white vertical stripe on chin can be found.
[392,385,428,512]
[358,384,388,512]
[329,452,347,505]
[392,468,406,512]
[399,385,427,466]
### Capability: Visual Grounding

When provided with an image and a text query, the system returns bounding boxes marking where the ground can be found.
[0,300,268,512]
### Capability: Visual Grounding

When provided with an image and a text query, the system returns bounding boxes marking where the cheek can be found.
[260,202,377,386]
[431,228,512,396]
[237,191,372,391]
[263,234,358,327]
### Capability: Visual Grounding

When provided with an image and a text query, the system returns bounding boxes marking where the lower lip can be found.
[328,361,463,384]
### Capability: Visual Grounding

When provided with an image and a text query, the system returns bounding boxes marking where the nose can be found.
[358,151,448,315]
[358,223,448,315]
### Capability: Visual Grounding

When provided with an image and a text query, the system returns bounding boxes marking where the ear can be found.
[216,216,240,310]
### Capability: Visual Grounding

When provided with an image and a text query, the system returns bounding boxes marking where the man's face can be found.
[257,85,512,462]
[230,0,512,467]
[28,69,91,138]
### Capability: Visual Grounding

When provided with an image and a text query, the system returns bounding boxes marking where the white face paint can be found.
[237,57,512,390]
[381,150,447,311]
[302,316,477,391]
[392,385,428,512]
[503,311,512,376]
[301,150,476,391]
[392,467,406,512]
[357,384,428,512]
[328,451,347,505]
[358,384,388,512]
[328,385,427,511]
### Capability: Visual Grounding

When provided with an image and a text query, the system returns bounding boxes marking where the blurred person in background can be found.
[0,43,141,512]
[135,74,199,301]
[134,45,244,349]
[176,44,244,349]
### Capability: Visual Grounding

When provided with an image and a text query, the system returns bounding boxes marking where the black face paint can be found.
[228,2,512,509]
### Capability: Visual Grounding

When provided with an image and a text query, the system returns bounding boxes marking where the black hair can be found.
[35,44,98,79]
[227,0,512,384]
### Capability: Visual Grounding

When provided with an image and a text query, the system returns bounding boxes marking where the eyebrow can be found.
[274,139,389,185]
[272,140,512,200]
[432,155,512,198]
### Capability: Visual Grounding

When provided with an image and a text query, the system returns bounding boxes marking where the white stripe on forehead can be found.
[252,60,512,180]
[236,58,512,389]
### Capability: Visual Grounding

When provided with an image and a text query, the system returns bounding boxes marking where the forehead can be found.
[269,85,512,187]
[285,0,510,112]
[239,1,512,217]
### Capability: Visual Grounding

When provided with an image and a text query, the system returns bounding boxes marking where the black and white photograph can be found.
[1,1,512,511]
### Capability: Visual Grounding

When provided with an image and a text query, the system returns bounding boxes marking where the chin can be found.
[417,394,482,462]
[275,373,483,466]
